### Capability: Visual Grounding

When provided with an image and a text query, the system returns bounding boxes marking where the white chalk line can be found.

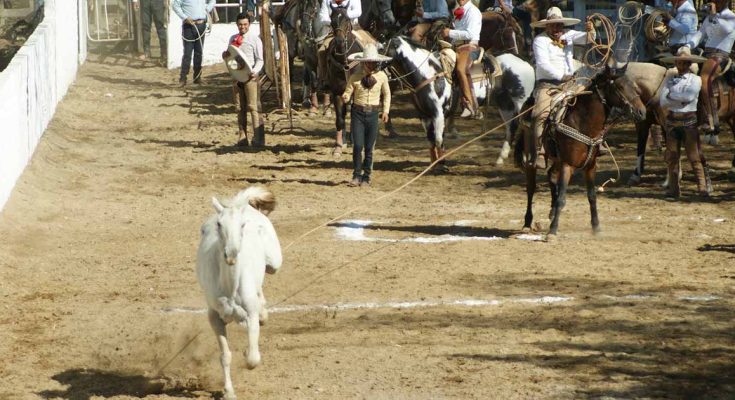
[162,293,723,315]
[333,220,543,243]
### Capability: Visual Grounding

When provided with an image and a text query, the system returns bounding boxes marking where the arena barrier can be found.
[0,0,88,211]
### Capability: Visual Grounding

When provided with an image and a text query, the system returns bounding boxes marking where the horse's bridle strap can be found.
[414,72,445,92]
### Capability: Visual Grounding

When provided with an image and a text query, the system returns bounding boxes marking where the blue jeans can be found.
[350,108,379,181]
[180,23,207,81]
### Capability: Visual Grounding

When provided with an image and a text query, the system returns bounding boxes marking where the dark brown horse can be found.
[478,10,525,57]
[515,66,647,238]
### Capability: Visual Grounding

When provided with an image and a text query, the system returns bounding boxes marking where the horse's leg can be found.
[585,161,601,234]
[323,92,332,117]
[334,94,344,146]
[523,127,536,230]
[241,297,262,370]
[434,114,449,171]
[628,118,652,186]
[548,162,572,238]
[385,115,398,138]
[257,288,268,325]
[496,107,515,166]
[547,160,558,221]
[208,309,236,400]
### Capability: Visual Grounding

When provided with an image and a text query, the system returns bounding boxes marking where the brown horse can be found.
[515,66,647,238]
[478,10,525,57]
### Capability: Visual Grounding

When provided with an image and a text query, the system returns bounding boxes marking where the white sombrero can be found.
[659,46,707,64]
[347,43,392,63]
[224,44,253,83]
[530,7,580,28]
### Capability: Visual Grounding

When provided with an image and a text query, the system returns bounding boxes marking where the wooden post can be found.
[260,2,280,104]
[277,24,291,110]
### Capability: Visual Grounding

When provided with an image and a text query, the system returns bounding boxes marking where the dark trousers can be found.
[141,0,167,58]
[180,23,207,81]
[350,108,379,180]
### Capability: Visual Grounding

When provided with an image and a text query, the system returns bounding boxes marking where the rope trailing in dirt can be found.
[282,106,535,252]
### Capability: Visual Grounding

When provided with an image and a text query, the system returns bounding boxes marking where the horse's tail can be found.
[514,126,524,169]
[233,186,277,215]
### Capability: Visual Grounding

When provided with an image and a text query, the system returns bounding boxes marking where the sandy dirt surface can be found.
[0,43,734,400]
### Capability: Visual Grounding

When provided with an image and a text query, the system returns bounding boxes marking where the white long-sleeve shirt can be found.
[660,72,701,113]
[689,8,735,53]
[448,1,482,43]
[532,30,589,81]
[668,0,698,46]
[172,0,215,21]
[228,31,264,75]
[318,0,362,26]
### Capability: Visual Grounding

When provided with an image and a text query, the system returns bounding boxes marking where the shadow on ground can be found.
[38,368,216,399]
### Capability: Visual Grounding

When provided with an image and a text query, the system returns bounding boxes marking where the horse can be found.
[274,0,325,114]
[359,0,399,40]
[324,9,359,151]
[624,62,723,187]
[478,10,526,57]
[196,186,282,400]
[514,65,647,238]
[445,52,535,166]
[384,36,452,166]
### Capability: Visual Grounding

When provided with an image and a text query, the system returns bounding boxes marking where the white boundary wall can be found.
[0,0,87,212]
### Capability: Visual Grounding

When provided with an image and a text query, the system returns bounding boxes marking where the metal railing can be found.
[85,0,134,42]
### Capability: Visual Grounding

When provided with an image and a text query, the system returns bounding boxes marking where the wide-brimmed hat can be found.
[224,44,252,83]
[659,46,707,64]
[347,43,392,63]
[530,7,580,28]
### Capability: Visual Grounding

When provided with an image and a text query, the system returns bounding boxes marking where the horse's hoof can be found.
[495,158,504,167]
[521,226,531,233]
[592,226,601,235]
[545,233,557,242]
[387,131,399,139]
[627,174,641,187]
[246,352,261,369]
[223,391,237,400]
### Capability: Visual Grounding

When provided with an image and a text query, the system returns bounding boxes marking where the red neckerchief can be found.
[453,6,465,20]
[230,34,244,48]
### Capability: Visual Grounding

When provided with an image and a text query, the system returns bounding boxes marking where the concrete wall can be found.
[0,0,87,212]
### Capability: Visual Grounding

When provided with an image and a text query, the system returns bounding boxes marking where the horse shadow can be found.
[37,368,214,400]
[86,74,177,91]
[211,143,315,155]
[697,244,735,255]
[232,176,345,187]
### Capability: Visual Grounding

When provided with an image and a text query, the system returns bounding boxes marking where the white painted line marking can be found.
[333,220,503,243]
[515,234,544,241]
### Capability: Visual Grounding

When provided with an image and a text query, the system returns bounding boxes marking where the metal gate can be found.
[85,0,134,42]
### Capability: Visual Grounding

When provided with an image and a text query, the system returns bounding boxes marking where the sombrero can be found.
[224,44,253,83]
[530,7,580,28]
[659,46,707,64]
[347,43,392,63]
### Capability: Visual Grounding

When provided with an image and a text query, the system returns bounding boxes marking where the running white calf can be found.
[196,186,282,400]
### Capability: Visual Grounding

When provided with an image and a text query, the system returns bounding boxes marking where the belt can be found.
[191,19,206,25]
[668,111,697,119]
[704,48,729,58]
[352,104,380,113]
[454,40,478,47]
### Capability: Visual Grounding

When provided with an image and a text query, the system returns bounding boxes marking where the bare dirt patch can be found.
[0,45,733,399]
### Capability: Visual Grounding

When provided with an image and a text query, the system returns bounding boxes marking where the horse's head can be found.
[212,197,248,266]
[330,7,351,33]
[596,64,647,122]
[375,0,398,30]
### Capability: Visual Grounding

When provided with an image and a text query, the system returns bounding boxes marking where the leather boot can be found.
[252,125,265,147]
[691,161,710,196]
[666,169,680,198]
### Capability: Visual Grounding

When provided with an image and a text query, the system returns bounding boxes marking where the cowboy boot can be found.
[691,161,710,197]
[252,125,265,147]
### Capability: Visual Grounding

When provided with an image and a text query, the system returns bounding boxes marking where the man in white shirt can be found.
[661,0,698,55]
[688,0,735,144]
[442,0,482,117]
[316,0,362,88]
[530,7,594,150]
[659,47,709,197]
[223,13,266,147]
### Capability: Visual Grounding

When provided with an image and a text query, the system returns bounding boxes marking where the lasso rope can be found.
[583,13,616,68]
[644,8,669,43]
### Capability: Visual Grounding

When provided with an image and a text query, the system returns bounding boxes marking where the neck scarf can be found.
[231,34,244,48]
[453,6,464,21]
[361,72,377,89]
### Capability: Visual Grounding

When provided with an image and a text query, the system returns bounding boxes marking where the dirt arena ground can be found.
[0,43,734,399]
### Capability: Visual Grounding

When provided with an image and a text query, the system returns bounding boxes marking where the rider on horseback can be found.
[660,0,698,56]
[688,0,735,145]
[410,0,449,47]
[316,0,363,89]
[530,7,594,165]
[442,0,482,118]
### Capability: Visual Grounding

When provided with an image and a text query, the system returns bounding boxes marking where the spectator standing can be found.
[172,0,215,86]
[223,13,266,147]
[134,0,168,64]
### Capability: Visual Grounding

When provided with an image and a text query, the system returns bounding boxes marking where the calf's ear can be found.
[212,197,225,213]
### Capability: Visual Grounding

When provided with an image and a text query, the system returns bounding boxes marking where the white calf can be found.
[196,186,282,400]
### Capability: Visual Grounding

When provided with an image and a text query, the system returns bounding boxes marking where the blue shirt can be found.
[172,0,216,21]
[421,0,449,20]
